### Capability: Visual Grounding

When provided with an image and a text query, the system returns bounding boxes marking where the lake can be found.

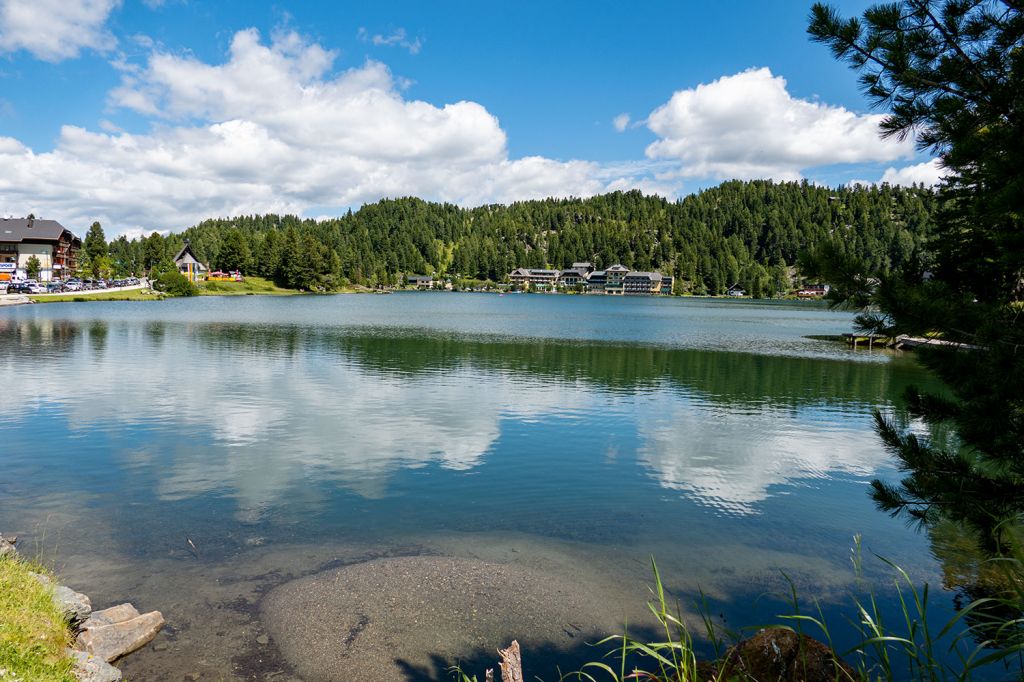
[0,293,962,680]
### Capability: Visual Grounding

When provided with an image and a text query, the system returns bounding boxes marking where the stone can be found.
[0,535,17,558]
[53,585,92,624]
[184,673,200,681]
[256,634,269,645]
[81,603,140,630]
[152,642,169,652]
[718,629,855,682]
[68,648,123,682]
[77,611,166,663]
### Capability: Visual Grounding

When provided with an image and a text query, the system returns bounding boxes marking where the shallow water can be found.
[0,293,963,679]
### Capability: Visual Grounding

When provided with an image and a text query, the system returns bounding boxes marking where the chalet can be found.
[796,283,831,298]
[603,264,630,294]
[174,240,209,282]
[508,268,559,289]
[727,284,746,297]
[407,275,434,288]
[558,265,591,287]
[0,217,80,282]
[623,271,663,295]
[586,270,607,292]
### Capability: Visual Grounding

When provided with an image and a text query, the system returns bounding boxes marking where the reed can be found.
[453,535,1024,682]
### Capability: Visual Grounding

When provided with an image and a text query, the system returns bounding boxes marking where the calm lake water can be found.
[0,293,970,679]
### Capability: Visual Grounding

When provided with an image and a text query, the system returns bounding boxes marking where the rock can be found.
[81,603,140,630]
[30,571,51,585]
[68,648,123,682]
[718,629,855,682]
[0,534,18,558]
[152,642,169,652]
[53,585,92,624]
[256,634,269,645]
[184,673,200,681]
[77,611,166,662]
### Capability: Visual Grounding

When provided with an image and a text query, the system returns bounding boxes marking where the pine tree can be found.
[807,0,1024,546]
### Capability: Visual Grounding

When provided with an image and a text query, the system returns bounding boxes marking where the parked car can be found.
[46,281,63,293]
[26,281,46,294]
[65,279,82,291]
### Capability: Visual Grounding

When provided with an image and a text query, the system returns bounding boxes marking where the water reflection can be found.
[0,318,935,521]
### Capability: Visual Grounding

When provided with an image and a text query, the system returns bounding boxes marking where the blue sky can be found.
[0,1,941,236]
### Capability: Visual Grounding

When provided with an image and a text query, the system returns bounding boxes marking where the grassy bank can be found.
[0,556,75,681]
[30,288,164,303]
[196,276,300,296]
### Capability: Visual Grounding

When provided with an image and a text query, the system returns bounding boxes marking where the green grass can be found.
[196,276,300,296]
[30,288,164,303]
[0,556,76,682]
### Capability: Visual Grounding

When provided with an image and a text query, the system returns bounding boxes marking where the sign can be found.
[0,263,15,272]
[0,273,10,281]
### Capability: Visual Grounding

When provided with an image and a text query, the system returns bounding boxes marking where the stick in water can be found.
[498,641,523,682]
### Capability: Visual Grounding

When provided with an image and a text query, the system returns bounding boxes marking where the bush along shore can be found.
[0,533,164,682]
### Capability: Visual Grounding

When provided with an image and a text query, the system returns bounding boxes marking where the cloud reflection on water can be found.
[0,316,904,519]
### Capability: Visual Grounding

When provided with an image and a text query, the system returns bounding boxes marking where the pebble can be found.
[256,634,269,645]
[153,642,169,652]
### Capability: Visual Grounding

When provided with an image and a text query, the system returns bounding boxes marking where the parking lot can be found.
[1,277,145,296]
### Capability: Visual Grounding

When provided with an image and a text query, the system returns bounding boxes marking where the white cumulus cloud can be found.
[0,0,120,62]
[612,113,630,132]
[644,67,915,181]
[0,28,645,234]
[880,158,945,186]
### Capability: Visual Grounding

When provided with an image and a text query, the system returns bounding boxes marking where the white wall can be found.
[16,244,54,281]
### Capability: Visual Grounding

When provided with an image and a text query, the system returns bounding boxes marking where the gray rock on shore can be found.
[81,604,140,630]
[68,649,123,682]
[0,533,18,558]
[54,585,93,625]
[77,609,166,663]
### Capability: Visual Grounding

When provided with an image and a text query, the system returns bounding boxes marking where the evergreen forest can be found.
[102,179,936,296]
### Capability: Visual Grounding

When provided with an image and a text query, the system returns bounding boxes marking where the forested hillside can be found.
[106,180,935,296]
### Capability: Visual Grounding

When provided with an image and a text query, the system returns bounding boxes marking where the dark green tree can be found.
[83,222,107,264]
[142,232,166,273]
[807,0,1024,546]
[217,228,252,273]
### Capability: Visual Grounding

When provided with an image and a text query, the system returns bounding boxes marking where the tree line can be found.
[83,179,936,296]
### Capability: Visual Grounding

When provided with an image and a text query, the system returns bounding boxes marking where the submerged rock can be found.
[68,649,123,682]
[718,629,854,682]
[262,555,625,682]
[77,611,166,662]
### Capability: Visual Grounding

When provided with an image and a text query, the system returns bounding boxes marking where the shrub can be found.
[153,269,197,297]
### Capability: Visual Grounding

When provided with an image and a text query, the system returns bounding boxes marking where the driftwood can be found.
[498,641,524,682]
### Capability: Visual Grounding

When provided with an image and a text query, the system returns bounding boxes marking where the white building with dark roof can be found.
[623,271,664,294]
[0,217,81,282]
